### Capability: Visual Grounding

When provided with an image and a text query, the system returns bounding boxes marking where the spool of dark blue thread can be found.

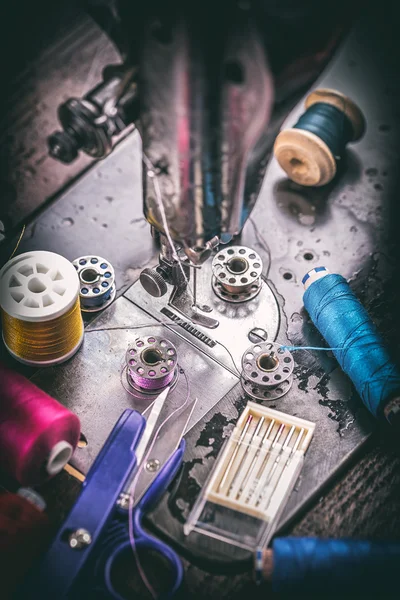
[274,88,365,187]
[302,267,400,425]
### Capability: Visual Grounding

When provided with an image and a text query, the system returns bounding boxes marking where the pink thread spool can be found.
[0,362,80,485]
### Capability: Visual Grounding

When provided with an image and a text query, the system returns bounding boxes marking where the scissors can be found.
[23,387,195,599]
[102,444,186,599]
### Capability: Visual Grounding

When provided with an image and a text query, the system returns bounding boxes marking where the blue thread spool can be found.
[274,89,365,186]
[303,267,400,424]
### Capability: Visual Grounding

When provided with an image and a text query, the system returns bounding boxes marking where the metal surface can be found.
[69,528,92,550]
[126,261,281,372]
[168,277,220,330]
[2,134,157,301]
[48,66,138,163]
[134,387,170,465]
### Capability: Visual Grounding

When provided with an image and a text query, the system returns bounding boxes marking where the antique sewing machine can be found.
[4,0,398,577]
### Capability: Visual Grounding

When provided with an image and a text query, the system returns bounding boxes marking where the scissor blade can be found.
[135,386,170,465]
[132,398,197,503]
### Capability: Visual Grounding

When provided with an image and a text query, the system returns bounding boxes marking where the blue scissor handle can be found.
[104,440,186,599]
[104,536,183,600]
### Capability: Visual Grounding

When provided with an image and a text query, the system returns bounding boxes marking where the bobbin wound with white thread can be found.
[0,251,83,366]
[274,88,365,186]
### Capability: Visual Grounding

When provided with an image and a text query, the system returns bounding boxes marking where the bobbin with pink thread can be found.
[126,335,179,395]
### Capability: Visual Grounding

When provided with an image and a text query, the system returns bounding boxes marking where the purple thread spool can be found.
[126,335,178,394]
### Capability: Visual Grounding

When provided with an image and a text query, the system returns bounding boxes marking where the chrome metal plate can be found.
[124,261,281,374]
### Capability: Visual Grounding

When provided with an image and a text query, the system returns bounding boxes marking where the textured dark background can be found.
[1,1,400,598]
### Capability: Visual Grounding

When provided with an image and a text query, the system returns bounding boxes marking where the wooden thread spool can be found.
[273,88,365,187]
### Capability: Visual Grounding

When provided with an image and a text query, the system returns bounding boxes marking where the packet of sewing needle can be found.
[184,402,315,551]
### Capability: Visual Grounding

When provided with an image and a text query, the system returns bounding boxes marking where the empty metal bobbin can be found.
[126,335,179,395]
[241,342,294,401]
[211,246,263,303]
[72,255,116,312]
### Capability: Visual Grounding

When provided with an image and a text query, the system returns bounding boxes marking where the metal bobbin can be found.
[212,246,263,303]
[72,255,116,312]
[241,342,294,401]
[126,335,178,396]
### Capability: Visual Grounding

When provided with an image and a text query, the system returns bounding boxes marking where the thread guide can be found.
[185,402,315,550]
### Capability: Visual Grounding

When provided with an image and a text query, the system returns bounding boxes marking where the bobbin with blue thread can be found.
[274,88,365,186]
[72,255,116,313]
[303,266,400,426]
[126,335,179,396]
[241,341,294,401]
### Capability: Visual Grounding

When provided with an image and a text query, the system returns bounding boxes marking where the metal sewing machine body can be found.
[49,0,357,252]
[47,0,359,329]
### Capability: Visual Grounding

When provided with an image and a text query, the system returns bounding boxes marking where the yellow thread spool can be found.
[0,251,83,366]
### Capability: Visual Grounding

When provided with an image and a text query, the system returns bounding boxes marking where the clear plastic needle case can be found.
[184,402,315,551]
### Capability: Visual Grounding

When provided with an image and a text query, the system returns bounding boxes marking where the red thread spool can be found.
[0,492,50,600]
[0,362,80,485]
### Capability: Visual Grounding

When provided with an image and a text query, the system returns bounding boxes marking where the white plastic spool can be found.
[46,440,74,476]
[0,251,83,366]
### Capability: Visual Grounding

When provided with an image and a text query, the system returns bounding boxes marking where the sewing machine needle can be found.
[255,425,296,507]
[236,418,275,500]
[285,427,305,466]
[218,414,253,492]
[262,428,306,512]
[245,422,285,503]
[227,417,265,496]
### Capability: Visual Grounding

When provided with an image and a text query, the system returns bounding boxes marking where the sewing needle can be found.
[263,428,305,512]
[227,416,265,496]
[218,414,253,492]
[236,418,275,500]
[255,425,296,507]
[246,422,285,503]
